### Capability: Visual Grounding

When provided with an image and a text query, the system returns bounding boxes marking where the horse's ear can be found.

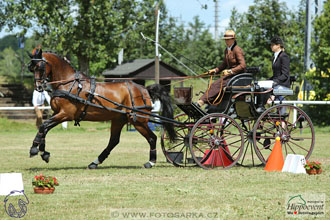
[36,49,43,58]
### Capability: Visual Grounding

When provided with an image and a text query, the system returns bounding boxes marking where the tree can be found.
[306,0,330,125]
[229,0,305,79]
[0,47,21,82]
[2,0,163,75]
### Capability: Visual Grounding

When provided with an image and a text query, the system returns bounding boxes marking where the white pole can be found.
[293,103,297,124]
[155,3,160,84]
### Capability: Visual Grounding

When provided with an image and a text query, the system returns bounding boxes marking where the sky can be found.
[164,0,302,37]
[0,0,302,39]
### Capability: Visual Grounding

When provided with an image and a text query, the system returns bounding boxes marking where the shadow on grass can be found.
[25,163,175,171]
[25,165,144,171]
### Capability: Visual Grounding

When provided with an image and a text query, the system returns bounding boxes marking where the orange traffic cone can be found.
[264,136,284,171]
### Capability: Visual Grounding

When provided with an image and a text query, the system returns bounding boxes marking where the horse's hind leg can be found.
[133,121,157,168]
[88,117,127,169]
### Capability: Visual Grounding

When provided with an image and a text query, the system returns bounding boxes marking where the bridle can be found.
[29,57,52,92]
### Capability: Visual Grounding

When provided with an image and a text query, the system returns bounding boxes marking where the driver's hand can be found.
[222,69,232,76]
[208,68,217,75]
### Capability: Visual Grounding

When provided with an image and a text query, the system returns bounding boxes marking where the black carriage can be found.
[161,70,315,170]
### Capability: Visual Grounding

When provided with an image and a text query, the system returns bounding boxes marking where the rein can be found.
[45,71,219,86]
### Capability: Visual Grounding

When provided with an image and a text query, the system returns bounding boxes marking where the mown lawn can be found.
[0,118,329,220]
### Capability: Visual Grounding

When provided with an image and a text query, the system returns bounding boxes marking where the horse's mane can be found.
[43,51,89,79]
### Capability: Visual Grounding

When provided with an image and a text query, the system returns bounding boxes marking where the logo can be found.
[3,190,29,218]
[286,193,325,218]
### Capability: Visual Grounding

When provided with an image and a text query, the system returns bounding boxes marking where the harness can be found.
[125,82,149,122]
[52,73,152,126]
[31,56,154,124]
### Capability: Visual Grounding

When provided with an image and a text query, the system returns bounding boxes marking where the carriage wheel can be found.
[253,104,315,164]
[236,119,264,167]
[161,113,197,167]
[189,113,244,170]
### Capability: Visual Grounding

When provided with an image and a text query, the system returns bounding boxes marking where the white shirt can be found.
[273,51,281,63]
[227,43,235,51]
[32,90,51,107]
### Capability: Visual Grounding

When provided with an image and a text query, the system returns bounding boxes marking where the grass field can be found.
[0,118,329,220]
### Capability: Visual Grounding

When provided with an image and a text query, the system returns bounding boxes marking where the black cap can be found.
[270,36,284,46]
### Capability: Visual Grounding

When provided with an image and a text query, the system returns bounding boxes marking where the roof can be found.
[102,59,154,76]
[102,59,187,79]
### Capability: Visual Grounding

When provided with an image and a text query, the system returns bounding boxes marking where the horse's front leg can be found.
[30,116,61,163]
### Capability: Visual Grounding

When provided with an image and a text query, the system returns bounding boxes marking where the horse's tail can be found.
[146,84,176,142]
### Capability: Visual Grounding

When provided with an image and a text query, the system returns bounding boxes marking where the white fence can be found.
[0,106,51,110]
[1,101,329,123]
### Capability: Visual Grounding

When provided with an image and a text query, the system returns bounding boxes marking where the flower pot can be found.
[306,169,317,175]
[316,168,322,174]
[33,187,55,194]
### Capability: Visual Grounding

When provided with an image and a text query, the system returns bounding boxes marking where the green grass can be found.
[0,118,329,220]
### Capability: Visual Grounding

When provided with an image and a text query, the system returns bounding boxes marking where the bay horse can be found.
[28,49,176,169]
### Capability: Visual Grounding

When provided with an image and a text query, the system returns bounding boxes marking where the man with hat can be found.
[197,30,246,107]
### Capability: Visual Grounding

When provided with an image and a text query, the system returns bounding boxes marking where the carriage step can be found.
[176,102,207,120]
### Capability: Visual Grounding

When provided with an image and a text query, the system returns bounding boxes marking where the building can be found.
[102,59,187,91]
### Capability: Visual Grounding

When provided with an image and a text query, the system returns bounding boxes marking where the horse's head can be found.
[28,48,51,92]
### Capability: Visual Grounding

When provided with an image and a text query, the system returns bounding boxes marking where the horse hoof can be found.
[41,152,50,163]
[30,147,39,157]
[88,162,98,169]
[143,161,154,168]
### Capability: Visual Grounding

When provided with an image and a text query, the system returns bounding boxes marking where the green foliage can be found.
[0,35,39,83]
[2,0,162,75]
[307,0,330,125]
[32,174,59,188]
[313,0,330,72]
[229,0,305,79]
[160,16,223,75]
[0,47,21,81]
[304,160,321,170]
[0,35,19,51]
[1,0,223,78]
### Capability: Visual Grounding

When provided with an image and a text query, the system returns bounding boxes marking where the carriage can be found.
[161,69,314,170]
[28,50,314,170]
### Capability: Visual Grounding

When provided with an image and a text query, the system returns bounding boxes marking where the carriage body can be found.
[162,71,315,170]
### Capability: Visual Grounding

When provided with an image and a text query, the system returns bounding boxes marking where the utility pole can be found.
[303,0,323,100]
[214,0,219,41]
[155,2,160,84]
[304,0,312,73]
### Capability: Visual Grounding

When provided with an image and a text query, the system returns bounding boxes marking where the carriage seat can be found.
[226,73,254,92]
[225,67,260,92]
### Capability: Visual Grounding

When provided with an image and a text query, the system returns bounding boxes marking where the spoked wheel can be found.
[189,113,244,170]
[253,104,315,164]
[161,113,197,167]
[236,119,264,167]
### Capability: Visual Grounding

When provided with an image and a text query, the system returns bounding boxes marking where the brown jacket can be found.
[200,42,246,103]
[216,41,246,74]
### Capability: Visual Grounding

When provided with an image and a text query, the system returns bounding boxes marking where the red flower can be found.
[32,174,59,188]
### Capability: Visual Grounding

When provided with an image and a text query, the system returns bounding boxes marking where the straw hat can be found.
[222,30,236,40]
